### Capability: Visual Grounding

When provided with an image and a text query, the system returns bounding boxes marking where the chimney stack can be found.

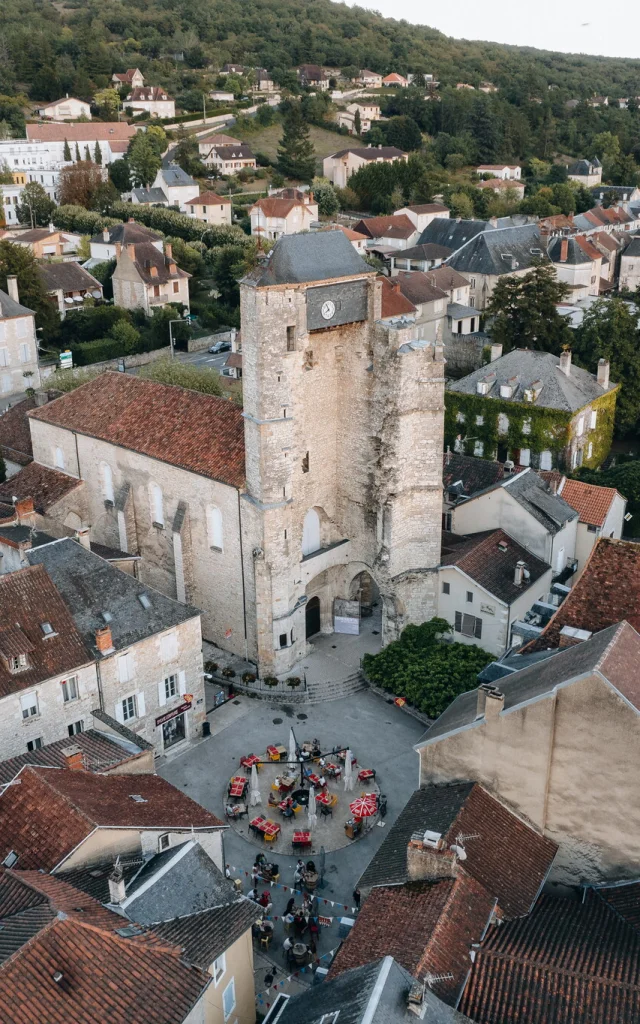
[95,625,113,654]
[484,686,504,719]
[76,526,91,551]
[514,560,525,586]
[14,497,35,525]
[406,831,457,881]
[61,744,84,771]
[115,242,122,260]
[559,350,572,377]
[108,862,126,904]
[597,358,610,390]
[490,342,503,362]
[126,243,136,260]
[102,228,110,242]
[164,243,172,259]
[6,276,19,304]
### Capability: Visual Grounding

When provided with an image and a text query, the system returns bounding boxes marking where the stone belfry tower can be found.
[239,232,444,676]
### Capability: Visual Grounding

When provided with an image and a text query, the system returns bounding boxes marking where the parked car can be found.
[209,340,231,354]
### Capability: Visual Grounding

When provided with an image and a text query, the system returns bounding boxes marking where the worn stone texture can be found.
[0,663,98,760]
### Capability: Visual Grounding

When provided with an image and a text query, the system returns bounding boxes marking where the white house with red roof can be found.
[112,68,144,89]
[250,192,318,239]
[186,191,232,226]
[541,474,626,577]
[382,73,409,88]
[476,164,522,180]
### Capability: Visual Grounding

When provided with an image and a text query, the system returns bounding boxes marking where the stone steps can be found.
[306,671,367,703]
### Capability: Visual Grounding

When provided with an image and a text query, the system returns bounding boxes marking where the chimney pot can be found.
[102,228,109,242]
[559,350,572,376]
[597,357,610,390]
[514,559,525,586]
[128,218,135,223]
[126,243,136,260]
[115,242,122,259]
[164,243,172,259]
[108,863,126,904]
[150,265,158,277]
[6,276,19,304]
[95,625,113,654]
[61,744,84,771]
[490,342,503,362]
[76,526,91,550]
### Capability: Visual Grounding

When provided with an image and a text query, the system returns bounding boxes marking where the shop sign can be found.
[155,700,191,727]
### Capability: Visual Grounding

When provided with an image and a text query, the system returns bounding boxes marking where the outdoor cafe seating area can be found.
[225,730,384,854]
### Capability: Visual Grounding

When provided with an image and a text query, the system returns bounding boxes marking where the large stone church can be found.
[13,232,445,676]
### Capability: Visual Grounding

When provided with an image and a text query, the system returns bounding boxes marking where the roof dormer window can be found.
[11,653,28,672]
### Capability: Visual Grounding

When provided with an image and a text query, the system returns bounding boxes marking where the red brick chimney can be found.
[115,242,122,260]
[164,243,172,259]
[61,744,84,771]
[14,497,35,525]
[95,626,113,654]
[126,243,136,260]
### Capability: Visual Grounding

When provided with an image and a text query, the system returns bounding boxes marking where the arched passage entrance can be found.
[349,570,380,618]
[305,596,321,639]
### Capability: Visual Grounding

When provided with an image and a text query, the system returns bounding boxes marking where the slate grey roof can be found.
[623,237,640,258]
[160,164,197,187]
[132,187,168,204]
[568,159,599,175]
[89,222,163,246]
[447,302,477,319]
[60,857,145,902]
[418,218,489,252]
[548,237,592,265]
[38,262,102,293]
[210,144,254,161]
[275,957,472,1024]
[447,224,547,276]
[394,242,453,261]
[153,899,260,969]
[0,288,34,320]
[0,728,149,786]
[477,648,559,684]
[418,622,625,746]
[448,348,614,412]
[26,538,199,658]
[246,231,374,287]
[358,784,474,891]
[502,470,578,532]
[443,452,504,497]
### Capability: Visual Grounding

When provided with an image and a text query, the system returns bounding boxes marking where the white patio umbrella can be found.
[249,763,261,806]
[288,727,297,768]
[307,785,317,828]
[343,749,354,791]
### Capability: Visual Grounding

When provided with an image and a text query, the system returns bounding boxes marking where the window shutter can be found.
[118,655,129,684]
[454,611,462,633]
[474,617,482,639]
[137,691,146,717]
[115,701,124,724]
[178,670,186,695]
[158,680,167,707]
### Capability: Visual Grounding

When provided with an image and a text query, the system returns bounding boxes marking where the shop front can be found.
[156,698,192,751]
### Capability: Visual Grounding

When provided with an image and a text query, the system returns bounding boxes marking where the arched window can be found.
[207,506,223,551]
[302,508,321,557]
[101,463,114,504]
[54,446,65,470]
[150,483,164,527]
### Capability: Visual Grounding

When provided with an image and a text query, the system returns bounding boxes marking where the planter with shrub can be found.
[222,666,236,679]
[263,675,279,688]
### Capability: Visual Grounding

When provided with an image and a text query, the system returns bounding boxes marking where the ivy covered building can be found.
[446,347,618,472]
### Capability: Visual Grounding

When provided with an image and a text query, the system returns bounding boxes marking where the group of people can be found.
[294,858,319,890]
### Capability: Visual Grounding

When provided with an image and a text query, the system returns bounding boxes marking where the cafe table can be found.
[229,776,248,797]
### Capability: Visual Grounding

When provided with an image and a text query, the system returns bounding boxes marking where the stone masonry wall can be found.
[0,662,98,760]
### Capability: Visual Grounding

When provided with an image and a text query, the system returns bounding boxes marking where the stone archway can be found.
[349,569,380,619]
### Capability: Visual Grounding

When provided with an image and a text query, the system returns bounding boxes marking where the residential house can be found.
[440,529,551,654]
[415,216,488,262]
[22,372,246,654]
[186,191,233,226]
[0,139,63,200]
[297,65,329,90]
[0,396,35,476]
[86,219,163,268]
[319,224,369,252]
[0,721,154,783]
[352,214,419,249]
[619,235,640,290]
[197,131,242,164]
[222,329,242,379]
[479,81,498,93]
[220,63,246,75]
[153,163,199,209]
[1,183,24,225]
[0,869,215,1024]
[477,177,526,199]
[591,184,640,208]
[442,451,505,529]
[356,69,383,88]
[25,122,138,165]
[348,101,381,121]
[337,109,372,133]
[6,227,78,259]
[112,241,191,314]
[250,192,318,239]
[390,271,449,339]
[567,157,603,186]
[0,563,97,760]
[378,277,417,322]
[541,474,626,577]
[112,68,145,89]
[476,164,522,180]
[129,186,172,207]
[0,278,40,395]
[204,143,256,175]
[391,267,483,371]
[254,67,274,91]
[574,203,639,235]
[36,96,91,121]
[445,223,547,310]
[322,146,408,188]
[417,619,640,882]
[38,262,103,317]
[590,230,623,284]
[393,202,449,234]
[388,242,453,273]
[589,95,609,107]
[548,235,602,298]
[125,86,175,119]
[461,890,640,1024]
[447,347,617,471]
[266,957,473,1024]
[208,91,235,102]
[447,467,579,583]
[0,763,225,871]
[382,73,408,88]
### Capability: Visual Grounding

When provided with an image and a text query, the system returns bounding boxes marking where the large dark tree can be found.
[0,241,59,340]
[485,263,572,355]
[572,298,640,437]
[277,105,316,183]
[16,182,55,227]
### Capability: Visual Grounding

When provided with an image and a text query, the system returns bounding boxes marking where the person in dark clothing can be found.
[353,887,361,910]
[285,897,296,915]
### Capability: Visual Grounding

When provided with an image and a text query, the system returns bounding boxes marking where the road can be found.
[176,349,230,371]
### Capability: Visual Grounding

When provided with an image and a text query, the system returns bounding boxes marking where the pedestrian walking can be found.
[285,896,296,915]
[353,887,361,911]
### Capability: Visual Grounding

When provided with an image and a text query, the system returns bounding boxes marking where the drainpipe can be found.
[237,489,249,663]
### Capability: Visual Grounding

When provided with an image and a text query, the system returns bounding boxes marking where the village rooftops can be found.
[418,217,489,251]
[394,271,449,305]
[29,372,245,487]
[189,191,232,206]
[441,528,550,605]
[0,396,35,467]
[38,262,102,294]
[418,620,640,746]
[0,727,152,787]
[394,242,454,261]
[26,538,199,659]
[120,242,190,285]
[159,164,197,188]
[0,287,34,320]
[555,477,622,527]
[0,765,224,870]
[401,203,450,214]
[26,122,137,143]
[245,230,374,287]
[89,221,162,246]
[126,87,171,102]
[473,468,578,534]
[443,452,505,497]
[623,236,640,258]
[448,348,616,412]
[447,223,546,275]
[131,187,168,205]
[250,197,313,218]
[0,462,82,512]
[353,215,416,240]
[379,277,417,318]
[568,157,602,175]
[330,146,407,161]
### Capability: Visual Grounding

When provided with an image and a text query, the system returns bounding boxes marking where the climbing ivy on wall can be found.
[581,389,618,470]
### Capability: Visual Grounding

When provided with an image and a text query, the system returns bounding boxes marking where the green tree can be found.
[146,125,168,158]
[448,191,474,219]
[592,130,621,165]
[485,263,572,355]
[310,176,339,216]
[93,87,119,120]
[128,133,161,187]
[353,108,362,136]
[16,182,55,227]
[382,115,423,151]
[572,298,640,436]
[109,319,141,353]
[94,140,102,165]
[277,105,316,182]
[108,159,131,193]
[139,356,224,396]
[84,145,91,161]
[63,138,71,161]
[0,240,59,339]
[74,142,81,161]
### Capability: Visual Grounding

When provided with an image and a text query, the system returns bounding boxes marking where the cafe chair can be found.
[260,934,271,951]
[292,803,302,815]
[264,832,277,842]
[319,803,332,818]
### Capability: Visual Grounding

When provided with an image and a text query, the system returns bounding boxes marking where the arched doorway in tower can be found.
[349,570,380,619]
[305,596,321,639]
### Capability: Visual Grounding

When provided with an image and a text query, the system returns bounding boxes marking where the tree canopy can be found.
[485,264,573,355]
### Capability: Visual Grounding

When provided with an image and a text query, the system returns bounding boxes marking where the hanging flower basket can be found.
[222,666,236,679]
[286,676,301,688]
[263,675,279,687]
[242,671,257,683]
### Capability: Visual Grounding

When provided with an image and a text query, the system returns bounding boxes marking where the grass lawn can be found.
[231,121,349,172]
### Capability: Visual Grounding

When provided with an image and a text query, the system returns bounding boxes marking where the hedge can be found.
[70,337,129,365]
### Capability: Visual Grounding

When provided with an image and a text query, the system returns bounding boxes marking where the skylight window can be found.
[101,611,113,623]
[138,593,151,610]
[41,622,54,636]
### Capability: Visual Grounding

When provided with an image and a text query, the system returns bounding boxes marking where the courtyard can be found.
[159,688,426,1008]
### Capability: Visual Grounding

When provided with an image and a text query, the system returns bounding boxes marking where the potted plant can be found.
[204,660,218,675]
[242,671,257,683]
[286,676,301,688]
[222,666,236,679]
[263,675,279,687]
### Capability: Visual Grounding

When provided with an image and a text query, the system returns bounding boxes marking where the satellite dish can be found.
[450,844,467,861]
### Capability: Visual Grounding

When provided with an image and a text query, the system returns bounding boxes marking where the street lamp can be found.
[168,313,191,359]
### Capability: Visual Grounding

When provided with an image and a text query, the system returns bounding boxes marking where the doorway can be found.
[306,596,321,639]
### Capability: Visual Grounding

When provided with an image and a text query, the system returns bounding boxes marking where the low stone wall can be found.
[365,678,433,727]
[41,346,171,379]
[187,334,218,353]
[209,670,308,703]
[443,333,486,377]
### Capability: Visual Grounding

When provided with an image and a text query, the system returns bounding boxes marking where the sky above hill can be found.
[347,0,638,60]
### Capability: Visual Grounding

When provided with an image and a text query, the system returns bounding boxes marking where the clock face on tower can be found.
[306,282,368,331]
[321,300,336,320]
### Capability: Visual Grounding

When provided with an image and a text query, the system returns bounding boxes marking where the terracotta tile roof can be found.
[0,766,224,870]
[28,372,246,488]
[0,912,210,1024]
[0,397,34,467]
[329,875,495,1006]
[558,477,620,526]
[319,224,368,241]
[526,539,640,651]
[224,352,243,369]
[591,879,640,931]
[189,191,231,206]
[425,265,470,292]
[26,122,137,143]
[382,73,407,84]
[575,233,603,261]
[0,462,83,514]
[379,275,417,317]
[0,565,90,699]
[441,527,551,606]
[251,197,309,218]
[0,729,150,786]
[460,893,640,1024]
[353,214,416,240]
[198,131,241,146]
[395,270,449,305]
[592,230,620,251]
[10,870,122,929]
